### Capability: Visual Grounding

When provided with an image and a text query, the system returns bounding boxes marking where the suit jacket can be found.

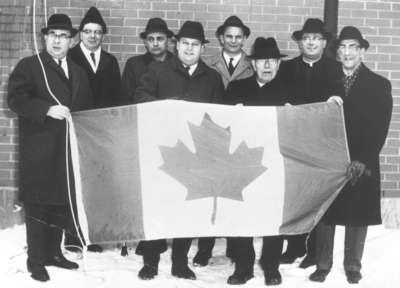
[69,44,121,108]
[324,63,393,226]
[134,56,224,104]
[279,55,341,104]
[121,51,174,104]
[204,51,254,89]
[8,51,93,205]
[224,75,290,106]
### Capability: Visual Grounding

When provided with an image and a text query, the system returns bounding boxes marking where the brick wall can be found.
[0,0,399,227]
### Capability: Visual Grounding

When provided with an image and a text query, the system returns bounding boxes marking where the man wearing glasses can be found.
[69,6,121,109]
[7,14,93,282]
[66,6,121,254]
[309,26,392,284]
[278,18,342,269]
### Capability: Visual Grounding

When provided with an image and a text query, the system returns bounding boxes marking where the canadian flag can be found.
[69,100,349,244]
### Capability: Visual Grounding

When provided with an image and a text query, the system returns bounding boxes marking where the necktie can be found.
[184,65,190,75]
[58,59,67,78]
[228,57,235,76]
[90,52,96,66]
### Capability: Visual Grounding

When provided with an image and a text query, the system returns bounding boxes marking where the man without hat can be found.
[134,21,224,281]
[223,37,288,286]
[7,14,93,282]
[278,18,342,269]
[193,15,253,267]
[65,6,122,254]
[309,26,392,284]
[121,17,175,104]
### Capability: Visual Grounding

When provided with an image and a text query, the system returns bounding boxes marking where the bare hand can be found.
[46,105,70,120]
[346,160,367,186]
[327,96,343,106]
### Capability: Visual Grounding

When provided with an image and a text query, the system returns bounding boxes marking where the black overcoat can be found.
[224,75,290,106]
[279,55,342,104]
[121,51,174,104]
[323,64,393,226]
[8,51,93,205]
[134,56,224,104]
[69,44,121,108]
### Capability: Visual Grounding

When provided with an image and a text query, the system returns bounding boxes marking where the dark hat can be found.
[176,21,209,43]
[41,14,78,36]
[249,37,287,60]
[335,26,369,49]
[140,18,174,39]
[79,7,107,34]
[216,15,250,37]
[292,18,331,41]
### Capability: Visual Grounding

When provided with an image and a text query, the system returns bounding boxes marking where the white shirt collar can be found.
[80,42,101,72]
[302,55,322,67]
[223,52,242,68]
[185,63,198,76]
[53,56,69,78]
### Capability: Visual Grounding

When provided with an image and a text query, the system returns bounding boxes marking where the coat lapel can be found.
[231,51,252,79]
[67,59,80,103]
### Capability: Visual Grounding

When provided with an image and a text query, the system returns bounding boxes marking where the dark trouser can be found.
[315,222,367,272]
[136,238,193,267]
[284,228,316,258]
[24,204,68,265]
[197,237,233,259]
[228,237,255,274]
[260,236,284,272]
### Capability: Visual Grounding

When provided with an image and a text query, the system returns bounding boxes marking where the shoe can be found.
[264,270,282,286]
[87,244,103,253]
[299,255,316,269]
[45,254,79,270]
[193,251,210,267]
[171,265,196,280]
[309,269,330,282]
[346,271,362,284]
[280,252,303,264]
[227,271,254,285]
[138,264,158,280]
[27,259,50,282]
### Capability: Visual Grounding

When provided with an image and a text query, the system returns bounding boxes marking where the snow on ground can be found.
[1,225,400,288]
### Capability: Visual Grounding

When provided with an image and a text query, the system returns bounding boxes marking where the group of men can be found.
[8,6,392,286]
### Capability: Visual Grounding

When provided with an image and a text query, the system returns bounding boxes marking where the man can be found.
[134,21,224,281]
[69,7,121,108]
[121,17,174,104]
[223,37,288,286]
[7,14,93,282]
[204,15,253,89]
[66,6,121,254]
[120,16,175,275]
[309,26,392,284]
[194,14,253,267]
[278,18,342,268]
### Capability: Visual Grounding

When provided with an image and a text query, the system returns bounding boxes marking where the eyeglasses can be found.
[47,32,71,41]
[301,36,324,42]
[82,29,103,36]
[338,44,361,53]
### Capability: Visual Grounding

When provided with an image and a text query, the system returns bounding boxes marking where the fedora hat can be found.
[292,18,331,41]
[249,37,287,60]
[140,18,174,39]
[41,14,78,36]
[79,7,107,34]
[176,21,209,43]
[216,15,250,37]
[335,26,369,49]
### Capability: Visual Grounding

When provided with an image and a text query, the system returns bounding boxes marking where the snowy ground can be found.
[1,225,400,288]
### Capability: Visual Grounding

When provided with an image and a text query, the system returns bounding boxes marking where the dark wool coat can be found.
[323,64,392,226]
[8,51,93,205]
[279,55,342,104]
[224,75,290,106]
[69,44,121,108]
[134,56,224,104]
[121,51,174,104]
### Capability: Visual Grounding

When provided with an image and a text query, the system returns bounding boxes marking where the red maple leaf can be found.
[159,113,267,224]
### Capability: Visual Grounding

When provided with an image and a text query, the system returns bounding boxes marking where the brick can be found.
[111,9,139,17]
[351,10,378,18]
[223,0,250,4]
[181,3,207,12]
[366,2,391,10]
[378,46,400,54]
[96,0,124,9]
[152,2,179,11]
[207,4,235,13]
[340,2,365,10]
[386,173,400,181]
[339,17,364,26]
[382,181,398,190]
[379,11,400,19]
[70,0,96,8]
[365,18,391,27]
[379,28,400,37]
[138,10,166,18]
